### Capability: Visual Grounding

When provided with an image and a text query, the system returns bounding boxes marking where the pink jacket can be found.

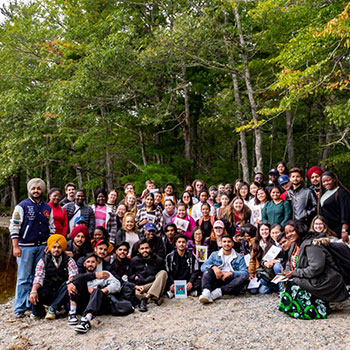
[171,214,196,239]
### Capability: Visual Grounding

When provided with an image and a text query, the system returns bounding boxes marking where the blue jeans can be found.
[250,262,282,295]
[14,245,45,313]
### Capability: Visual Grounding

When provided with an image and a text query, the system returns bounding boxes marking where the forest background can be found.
[0,0,350,211]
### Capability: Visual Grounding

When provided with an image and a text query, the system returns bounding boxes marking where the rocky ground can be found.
[1,294,350,350]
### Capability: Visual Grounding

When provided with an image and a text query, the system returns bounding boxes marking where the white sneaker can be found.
[211,288,222,300]
[199,289,213,304]
[167,290,174,299]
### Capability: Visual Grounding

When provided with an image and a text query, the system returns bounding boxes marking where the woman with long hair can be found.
[47,188,68,236]
[222,197,251,236]
[125,192,138,215]
[262,186,291,227]
[237,182,251,206]
[248,222,281,294]
[279,219,348,319]
[309,215,337,239]
[319,171,350,242]
[180,191,194,216]
[276,161,288,176]
[135,192,163,235]
[249,187,269,227]
[206,220,227,253]
[171,202,196,239]
[196,202,216,239]
[216,193,230,220]
[115,212,143,256]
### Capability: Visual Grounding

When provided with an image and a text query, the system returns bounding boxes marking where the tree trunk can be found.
[10,176,19,210]
[181,61,191,162]
[269,121,275,169]
[231,72,249,182]
[45,164,51,192]
[138,129,148,166]
[321,124,333,168]
[286,110,295,168]
[105,150,114,191]
[75,165,83,189]
[234,3,263,173]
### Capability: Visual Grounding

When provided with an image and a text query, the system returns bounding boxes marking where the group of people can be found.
[9,163,350,333]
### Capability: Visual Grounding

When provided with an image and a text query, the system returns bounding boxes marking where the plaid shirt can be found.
[33,255,78,286]
[135,206,163,234]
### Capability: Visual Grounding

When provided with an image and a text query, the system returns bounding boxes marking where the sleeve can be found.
[156,208,163,233]
[9,205,24,239]
[292,245,326,279]
[107,213,118,244]
[88,206,95,236]
[261,202,268,223]
[339,189,350,225]
[232,255,249,278]
[62,208,68,237]
[165,254,174,285]
[201,252,215,272]
[248,250,257,276]
[33,258,45,286]
[306,190,317,218]
[49,210,56,234]
[281,200,292,227]
[67,258,79,279]
[105,272,122,294]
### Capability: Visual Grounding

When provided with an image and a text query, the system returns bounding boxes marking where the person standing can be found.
[9,178,55,318]
[59,182,76,207]
[286,168,317,227]
[64,189,95,237]
[307,166,324,198]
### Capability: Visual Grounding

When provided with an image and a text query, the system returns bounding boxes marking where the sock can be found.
[85,314,92,322]
[70,305,77,313]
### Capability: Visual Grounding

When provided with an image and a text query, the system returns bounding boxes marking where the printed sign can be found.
[174,280,187,299]
[196,245,208,262]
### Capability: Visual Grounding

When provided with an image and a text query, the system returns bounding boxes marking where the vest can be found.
[43,252,70,290]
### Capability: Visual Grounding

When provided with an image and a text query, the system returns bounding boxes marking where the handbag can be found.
[255,266,275,283]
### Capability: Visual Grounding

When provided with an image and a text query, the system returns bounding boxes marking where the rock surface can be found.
[1,295,349,350]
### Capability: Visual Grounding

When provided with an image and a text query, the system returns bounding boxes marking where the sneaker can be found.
[190,290,198,297]
[167,290,174,299]
[14,311,25,319]
[74,318,91,333]
[211,288,222,300]
[67,311,79,325]
[45,307,56,320]
[30,313,41,321]
[199,289,213,304]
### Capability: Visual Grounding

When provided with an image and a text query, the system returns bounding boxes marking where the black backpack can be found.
[327,242,350,285]
[107,294,134,316]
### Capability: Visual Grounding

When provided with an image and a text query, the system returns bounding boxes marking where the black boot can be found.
[138,297,148,312]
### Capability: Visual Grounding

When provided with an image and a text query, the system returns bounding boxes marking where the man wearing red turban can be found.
[307,166,324,198]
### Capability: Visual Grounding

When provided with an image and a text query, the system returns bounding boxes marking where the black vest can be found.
[43,252,70,290]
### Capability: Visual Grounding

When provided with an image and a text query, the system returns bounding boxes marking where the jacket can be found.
[129,253,165,285]
[115,228,144,247]
[9,197,55,246]
[165,250,199,286]
[91,204,117,239]
[287,235,348,302]
[201,248,248,278]
[64,202,95,236]
[286,186,317,224]
[87,271,121,294]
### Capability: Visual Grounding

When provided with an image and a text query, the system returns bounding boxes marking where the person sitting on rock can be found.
[71,253,121,333]
[165,233,201,298]
[29,234,78,321]
[129,239,167,312]
[199,234,249,304]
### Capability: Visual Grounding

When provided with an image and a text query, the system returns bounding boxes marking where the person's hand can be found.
[249,275,255,280]
[29,291,39,305]
[186,282,193,291]
[67,283,77,295]
[13,246,22,258]
[88,287,94,294]
[170,284,175,292]
[135,285,144,293]
[101,288,109,294]
[221,272,232,280]
[65,251,73,258]
[341,231,349,244]
[96,271,110,279]
[264,260,274,269]
[140,219,149,226]
[279,271,293,279]
[212,266,223,280]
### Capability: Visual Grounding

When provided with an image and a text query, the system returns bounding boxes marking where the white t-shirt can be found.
[221,254,232,273]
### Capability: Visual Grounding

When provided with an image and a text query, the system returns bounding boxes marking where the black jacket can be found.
[165,250,199,286]
[131,236,166,259]
[129,253,165,285]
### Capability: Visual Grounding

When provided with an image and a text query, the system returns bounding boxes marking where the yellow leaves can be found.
[236,119,265,133]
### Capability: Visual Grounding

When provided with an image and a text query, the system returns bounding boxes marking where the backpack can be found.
[326,242,350,285]
[107,294,134,316]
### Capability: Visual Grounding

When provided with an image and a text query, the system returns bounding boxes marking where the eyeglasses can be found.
[255,177,263,180]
